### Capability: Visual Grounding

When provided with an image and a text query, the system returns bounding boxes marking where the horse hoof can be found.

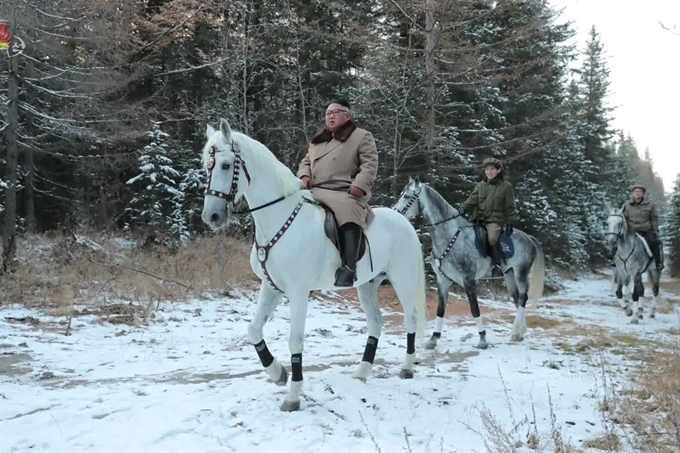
[650,313,656,319]
[510,333,523,342]
[354,376,367,383]
[424,339,437,350]
[274,366,288,386]
[280,400,300,412]
[624,308,633,317]
[630,318,639,325]
[475,340,489,350]
[399,369,414,379]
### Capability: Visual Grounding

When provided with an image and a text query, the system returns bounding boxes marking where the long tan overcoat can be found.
[297,127,378,229]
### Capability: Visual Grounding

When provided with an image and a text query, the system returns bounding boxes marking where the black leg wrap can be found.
[436,304,446,318]
[361,336,379,364]
[406,332,416,355]
[291,353,303,382]
[254,340,274,368]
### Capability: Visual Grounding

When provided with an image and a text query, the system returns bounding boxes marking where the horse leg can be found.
[624,276,640,325]
[649,269,661,318]
[426,274,451,350]
[619,275,634,317]
[280,290,311,412]
[631,275,644,324]
[504,268,520,306]
[247,283,286,386]
[464,279,488,349]
[614,273,632,316]
[389,270,420,380]
[353,277,384,382]
[510,269,529,342]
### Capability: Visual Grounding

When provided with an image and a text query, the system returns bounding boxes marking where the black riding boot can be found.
[335,223,361,287]
[653,244,664,271]
[490,242,504,278]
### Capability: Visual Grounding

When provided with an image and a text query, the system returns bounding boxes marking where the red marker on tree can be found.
[0,21,10,50]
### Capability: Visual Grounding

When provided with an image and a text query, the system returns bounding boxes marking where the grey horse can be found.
[393,178,545,347]
[605,208,663,322]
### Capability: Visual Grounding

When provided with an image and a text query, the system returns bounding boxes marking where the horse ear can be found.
[219,118,232,141]
[206,124,216,138]
[408,176,414,184]
[414,175,421,185]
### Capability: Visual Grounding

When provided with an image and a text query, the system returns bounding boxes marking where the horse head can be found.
[201,118,250,230]
[605,208,628,256]
[392,176,424,219]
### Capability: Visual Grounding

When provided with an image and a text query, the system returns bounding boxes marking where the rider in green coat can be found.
[462,157,516,276]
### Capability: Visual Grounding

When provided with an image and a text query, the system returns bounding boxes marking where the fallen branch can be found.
[87,257,193,291]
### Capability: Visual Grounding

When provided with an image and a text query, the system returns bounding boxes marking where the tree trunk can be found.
[424,0,437,171]
[24,60,36,233]
[2,50,19,273]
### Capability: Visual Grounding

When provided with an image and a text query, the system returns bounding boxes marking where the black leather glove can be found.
[504,224,513,235]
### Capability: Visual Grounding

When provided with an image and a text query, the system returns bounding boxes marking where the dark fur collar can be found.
[310,120,357,145]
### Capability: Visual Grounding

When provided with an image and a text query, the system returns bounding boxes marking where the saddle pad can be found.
[473,226,515,259]
[635,233,653,258]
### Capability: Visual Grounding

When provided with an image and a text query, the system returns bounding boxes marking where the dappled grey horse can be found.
[605,208,663,322]
[393,178,545,348]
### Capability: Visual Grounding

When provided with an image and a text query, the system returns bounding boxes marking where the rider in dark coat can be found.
[622,184,664,271]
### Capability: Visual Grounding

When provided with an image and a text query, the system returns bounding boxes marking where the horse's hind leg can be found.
[389,269,420,380]
[354,276,385,382]
[463,279,488,349]
[247,283,286,385]
[426,274,451,350]
[509,269,528,342]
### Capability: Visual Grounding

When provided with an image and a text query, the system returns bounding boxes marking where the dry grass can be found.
[611,348,680,453]
[662,278,680,294]
[0,231,255,312]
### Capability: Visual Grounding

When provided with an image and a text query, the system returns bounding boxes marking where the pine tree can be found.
[664,173,680,277]
[125,122,183,244]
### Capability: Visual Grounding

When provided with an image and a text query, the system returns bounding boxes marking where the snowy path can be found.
[1,276,679,452]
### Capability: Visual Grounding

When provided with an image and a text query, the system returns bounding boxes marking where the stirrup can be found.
[334,265,356,287]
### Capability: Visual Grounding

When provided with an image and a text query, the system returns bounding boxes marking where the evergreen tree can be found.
[664,173,680,277]
[125,122,183,244]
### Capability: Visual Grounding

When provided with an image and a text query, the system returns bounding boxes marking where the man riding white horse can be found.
[297,99,379,287]
[622,184,664,271]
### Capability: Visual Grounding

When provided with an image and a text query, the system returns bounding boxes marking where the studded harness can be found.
[205,142,306,293]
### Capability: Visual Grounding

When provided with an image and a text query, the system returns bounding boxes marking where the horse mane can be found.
[203,128,303,200]
[422,184,470,225]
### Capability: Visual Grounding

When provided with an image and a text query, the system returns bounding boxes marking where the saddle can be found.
[319,202,367,261]
[473,225,515,259]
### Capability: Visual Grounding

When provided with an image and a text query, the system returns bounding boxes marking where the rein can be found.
[394,185,464,281]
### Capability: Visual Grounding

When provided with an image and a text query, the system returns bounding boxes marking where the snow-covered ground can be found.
[1,274,679,453]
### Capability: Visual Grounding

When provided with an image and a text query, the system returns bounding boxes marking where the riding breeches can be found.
[485,222,502,246]
[637,230,660,250]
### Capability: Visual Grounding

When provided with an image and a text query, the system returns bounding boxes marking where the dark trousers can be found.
[637,230,663,269]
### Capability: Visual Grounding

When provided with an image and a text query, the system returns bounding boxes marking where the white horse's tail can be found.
[415,252,427,342]
[527,235,545,307]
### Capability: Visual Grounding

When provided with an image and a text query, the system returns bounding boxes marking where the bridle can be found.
[205,141,250,202]
[606,214,626,241]
[204,141,286,214]
[393,185,461,227]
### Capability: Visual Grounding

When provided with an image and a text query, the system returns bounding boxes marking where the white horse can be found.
[605,209,663,323]
[200,119,427,412]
